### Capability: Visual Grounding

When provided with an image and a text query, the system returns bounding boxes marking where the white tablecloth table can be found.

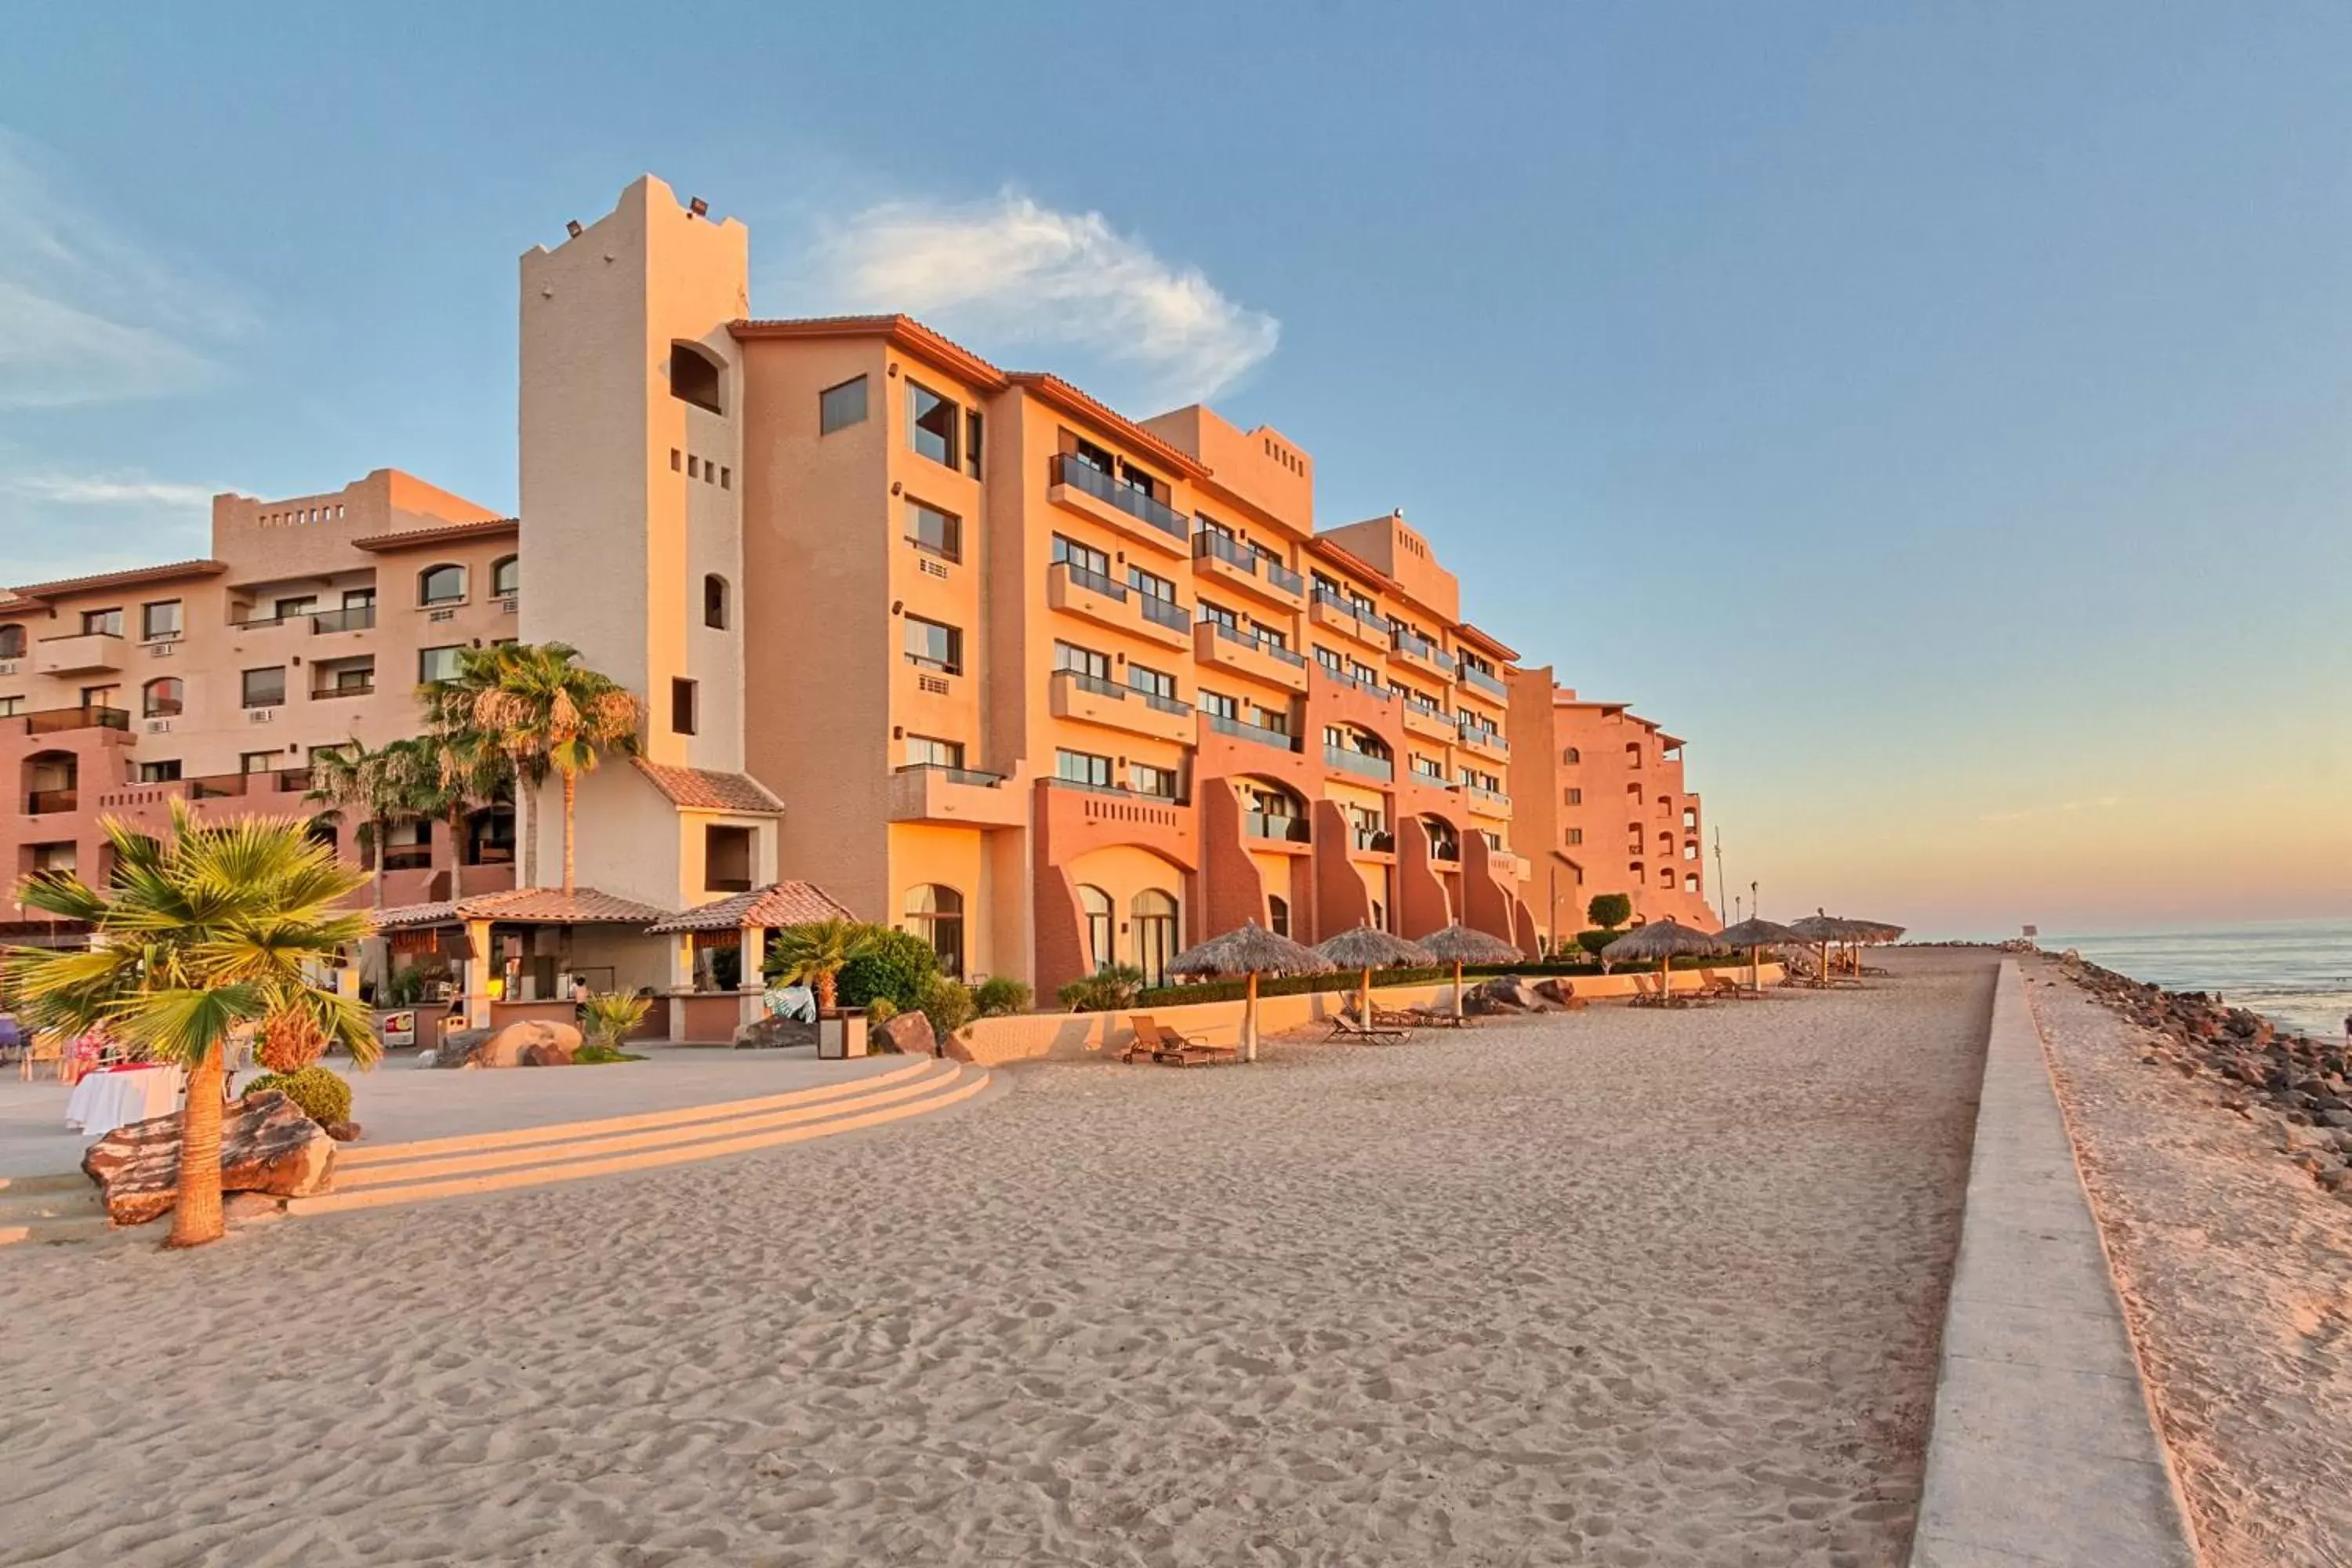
[65,1066,187,1139]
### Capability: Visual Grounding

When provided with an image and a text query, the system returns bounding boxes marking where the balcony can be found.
[886,764,1026,829]
[1458,663,1508,703]
[1323,744,1395,784]
[1193,619,1310,694]
[1489,848,1531,882]
[1351,827,1396,855]
[1050,669,1195,744]
[26,788,78,815]
[310,605,377,634]
[21,705,130,737]
[1242,810,1312,845]
[1465,784,1513,819]
[1400,699,1454,743]
[1390,630,1457,683]
[312,681,376,700]
[1048,563,1189,651]
[1049,454,1189,556]
[1457,724,1510,760]
[1203,711,1298,752]
[34,631,125,677]
[1134,592,1192,642]
[1309,590,1391,652]
[1192,530,1307,609]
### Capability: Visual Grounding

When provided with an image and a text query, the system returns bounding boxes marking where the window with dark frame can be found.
[241,666,286,708]
[671,677,698,735]
[905,500,961,561]
[903,615,961,674]
[819,376,869,434]
[908,381,959,469]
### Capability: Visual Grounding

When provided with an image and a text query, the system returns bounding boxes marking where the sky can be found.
[2,3,2347,938]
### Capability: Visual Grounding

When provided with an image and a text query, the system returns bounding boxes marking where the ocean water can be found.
[2045,920,2352,1041]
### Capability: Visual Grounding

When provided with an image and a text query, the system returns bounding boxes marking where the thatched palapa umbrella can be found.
[1414,922,1524,1018]
[1315,924,1436,1029]
[1602,917,1731,1003]
[1715,916,1802,994]
[1788,912,1871,982]
[1165,920,1334,1063]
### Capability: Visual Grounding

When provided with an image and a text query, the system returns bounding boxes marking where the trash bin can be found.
[817,1009,869,1060]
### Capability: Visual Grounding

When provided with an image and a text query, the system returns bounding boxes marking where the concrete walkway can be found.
[0,1046,902,1178]
[1910,960,2198,1566]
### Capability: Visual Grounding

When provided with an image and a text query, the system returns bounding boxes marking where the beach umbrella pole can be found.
[1244,970,1259,1064]
[1454,960,1465,1019]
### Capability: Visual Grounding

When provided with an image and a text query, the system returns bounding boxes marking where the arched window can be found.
[492,556,519,597]
[703,573,729,630]
[1683,873,1700,893]
[1422,815,1459,862]
[670,341,724,414]
[1131,889,1179,986]
[1078,884,1114,972]
[1267,894,1290,939]
[1562,746,1580,764]
[419,564,466,605]
[904,884,965,978]
[142,677,183,718]
[0,624,23,659]
[1661,867,1675,887]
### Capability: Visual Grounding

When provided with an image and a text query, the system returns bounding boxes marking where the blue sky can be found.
[3,4,2347,935]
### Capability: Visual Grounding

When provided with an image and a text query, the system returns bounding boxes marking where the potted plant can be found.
[768,919,879,1058]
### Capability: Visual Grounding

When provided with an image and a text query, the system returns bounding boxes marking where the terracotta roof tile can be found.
[371,886,673,928]
[350,518,519,553]
[9,560,228,601]
[646,881,855,934]
[633,760,785,814]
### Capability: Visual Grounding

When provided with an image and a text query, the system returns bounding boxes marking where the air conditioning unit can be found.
[497,596,518,614]
[0,659,16,676]
[145,719,173,735]
[149,641,178,658]
[429,608,457,623]
[248,706,277,724]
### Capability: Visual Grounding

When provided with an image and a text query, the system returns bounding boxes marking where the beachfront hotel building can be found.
[2,173,1713,1004]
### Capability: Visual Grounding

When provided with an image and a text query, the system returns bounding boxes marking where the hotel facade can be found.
[2,176,1715,999]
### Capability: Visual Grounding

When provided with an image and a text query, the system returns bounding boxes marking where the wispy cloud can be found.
[3,473,219,507]
[0,129,243,408]
[1980,794,2125,824]
[796,190,1279,408]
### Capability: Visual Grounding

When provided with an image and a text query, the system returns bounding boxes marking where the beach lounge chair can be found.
[1377,1004,1467,1029]
[1123,1016,1239,1067]
[1327,1011,1409,1043]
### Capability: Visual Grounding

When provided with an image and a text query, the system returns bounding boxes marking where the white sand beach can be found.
[0,950,1993,1566]
[2030,955,2352,1567]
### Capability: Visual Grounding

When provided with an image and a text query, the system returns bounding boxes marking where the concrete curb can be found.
[1909,960,2199,1566]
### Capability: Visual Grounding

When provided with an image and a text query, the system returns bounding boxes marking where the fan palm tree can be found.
[3,805,376,1247]
[445,643,641,895]
[307,737,441,907]
[767,919,879,1014]
[421,644,539,885]
[412,716,512,903]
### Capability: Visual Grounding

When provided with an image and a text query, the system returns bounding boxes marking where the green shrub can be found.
[1586,893,1633,931]
[768,926,938,1012]
[1576,929,1618,958]
[974,977,1031,1017]
[573,1042,644,1065]
[865,996,899,1025]
[1056,964,1147,1014]
[916,976,977,1037]
[245,1065,352,1127]
[582,990,651,1049]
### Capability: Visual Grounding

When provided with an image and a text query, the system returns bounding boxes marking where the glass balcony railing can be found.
[1460,663,1508,699]
[1264,558,1305,596]
[1243,810,1311,843]
[24,705,130,736]
[1207,621,1306,666]
[1061,670,1125,699]
[1053,454,1187,541]
[1323,745,1395,782]
[1207,712,1296,750]
[895,762,1007,788]
[1352,827,1396,853]
[1457,722,1509,754]
[1466,783,1512,808]
[1137,593,1189,633]
[1194,530,1256,572]
[310,605,377,634]
[1134,687,1192,718]
[1059,562,1127,601]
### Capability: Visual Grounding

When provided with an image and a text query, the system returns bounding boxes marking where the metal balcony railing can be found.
[1353,828,1396,853]
[22,706,129,736]
[1060,562,1127,601]
[1053,453,1187,541]
[1243,810,1311,843]
[1137,593,1189,633]
[1206,712,1296,750]
[1134,688,1192,718]
[1323,745,1395,782]
[1460,663,1508,699]
[1062,670,1125,699]
[894,763,1006,788]
[26,788,77,815]
[310,605,376,633]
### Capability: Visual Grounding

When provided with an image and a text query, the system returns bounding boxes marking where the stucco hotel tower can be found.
[1,176,1712,995]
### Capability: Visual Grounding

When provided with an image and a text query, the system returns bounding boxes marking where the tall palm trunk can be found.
[447,803,466,901]
[519,782,539,889]
[167,1040,226,1248]
[370,814,386,908]
[561,771,577,894]
[817,971,838,1014]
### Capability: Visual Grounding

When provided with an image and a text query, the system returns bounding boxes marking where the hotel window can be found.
[493,557,520,598]
[703,574,729,630]
[906,500,961,561]
[417,645,464,684]
[1251,621,1288,651]
[1198,514,1234,542]
[819,376,869,434]
[82,608,124,637]
[1683,842,1700,861]
[142,677,184,718]
[1562,747,1581,764]
[138,760,183,783]
[1566,828,1584,845]
[1127,565,1176,604]
[1412,754,1444,780]
[1079,884,1115,971]
[1054,641,1111,684]
[1566,787,1582,805]
[669,341,724,414]
[964,409,984,480]
[0,626,24,658]
[141,601,182,641]
[1684,873,1700,893]
[1056,749,1113,789]
[905,884,966,978]
[903,615,961,674]
[1051,535,1112,584]
[241,666,286,709]
[1683,807,1698,828]
[1127,663,1176,701]
[908,381,960,469]
[419,564,466,605]
[1251,703,1290,735]
[0,696,22,717]
[1198,690,1238,721]
[671,678,698,735]
[903,735,965,770]
[1267,894,1290,939]
[1315,646,1345,676]
[328,662,372,695]
[1198,601,1239,630]
[1130,762,1180,799]
[1132,890,1179,987]
[241,751,281,775]
[704,826,753,893]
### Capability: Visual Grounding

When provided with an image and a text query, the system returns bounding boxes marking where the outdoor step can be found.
[335,1055,938,1168]
[330,1058,968,1191]
[0,1172,90,1196]
[288,1062,989,1216]
[0,1215,116,1247]
[0,1185,103,1223]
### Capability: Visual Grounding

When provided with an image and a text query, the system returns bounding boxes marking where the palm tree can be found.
[412,720,511,903]
[767,919,878,1014]
[454,644,642,895]
[421,645,539,886]
[3,806,376,1247]
[307,738,441,908]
